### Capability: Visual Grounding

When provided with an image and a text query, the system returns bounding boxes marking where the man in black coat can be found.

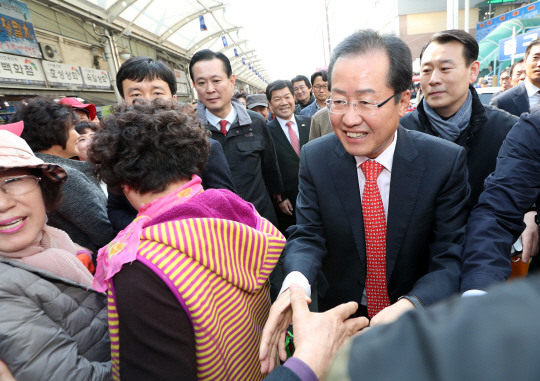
[190,49,283,227]
[265,79,311,235]
[105,56,237,232]
[400,30,538,293]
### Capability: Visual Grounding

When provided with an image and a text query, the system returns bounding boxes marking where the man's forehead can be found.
[192,58,228,79]
[422,41,467,64]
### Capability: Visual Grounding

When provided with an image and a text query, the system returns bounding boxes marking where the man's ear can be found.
[173,94,177,101]
[398,90,411,118]
[230,74,236,88]
[469,61,481,85]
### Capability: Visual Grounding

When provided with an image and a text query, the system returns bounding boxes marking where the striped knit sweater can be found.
[107,189,286,380]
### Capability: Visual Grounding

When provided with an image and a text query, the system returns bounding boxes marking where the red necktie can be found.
[286,121,300,156]
[219,120,228,136]
[360,160,391,318]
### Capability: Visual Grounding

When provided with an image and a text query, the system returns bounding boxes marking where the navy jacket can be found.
[107,138,237,232]
[462,108,540,292]
[490,81,529,117]
[283,126,470,313]
[299,100,320,118]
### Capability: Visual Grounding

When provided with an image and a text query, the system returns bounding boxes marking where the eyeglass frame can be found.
[0,175,42,197]
[325,93,399,116]
[313,84,328,91]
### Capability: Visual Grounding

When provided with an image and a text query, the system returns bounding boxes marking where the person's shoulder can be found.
[312,106,329,119]
[295,114,311,125]
[303,131,338,155]
[400,109,420,128]
[496,83,523,101]
[483,104,519,126]
[403,127,462,155]
[246,109,265,123]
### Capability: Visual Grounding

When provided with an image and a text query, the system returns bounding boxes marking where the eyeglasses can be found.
[0,175,41,196]
[313,85,328,91]
[325,93,398,116]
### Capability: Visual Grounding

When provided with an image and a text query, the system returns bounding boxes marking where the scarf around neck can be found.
[94,175,204,292]
[0,225,94,287]
[423,90,473,142]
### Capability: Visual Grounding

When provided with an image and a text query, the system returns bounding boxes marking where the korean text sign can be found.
[0,0,42,58]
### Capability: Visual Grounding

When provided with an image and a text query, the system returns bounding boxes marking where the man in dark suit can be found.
[266,79,311,235]
[490,40,540,117]
[259,29,470,374]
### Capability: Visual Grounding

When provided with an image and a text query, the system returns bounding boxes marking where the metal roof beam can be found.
[158,4,227,43]
[187,27,241,55]
[105,0,138,23]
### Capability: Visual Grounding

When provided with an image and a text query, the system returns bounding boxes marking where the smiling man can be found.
[259,30,472,373]
[189,49,283,228]
[292,75,315,114]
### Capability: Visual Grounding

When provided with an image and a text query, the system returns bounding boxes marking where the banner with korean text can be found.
[0,52,44,85]
[42,61,84,87]
[0,0,41,58]
[80,67,111,89]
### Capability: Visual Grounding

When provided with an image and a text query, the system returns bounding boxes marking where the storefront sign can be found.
[174,69,189,96]
[0,0,41,58]
[42,61,84,88]
[477,3,540,41]
[499,29,540,61]
[80,67,111,89]
[0,52,45,85]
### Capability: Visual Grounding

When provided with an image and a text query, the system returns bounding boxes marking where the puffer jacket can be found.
[0,257,111,381]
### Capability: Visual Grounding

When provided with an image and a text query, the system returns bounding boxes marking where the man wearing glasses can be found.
[260,31,472,371]
[300,70,329,118]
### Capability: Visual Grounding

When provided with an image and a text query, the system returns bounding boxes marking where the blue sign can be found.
[476,3,540,41]
[221,36,228,47]
[499,29,540,61]
[199,15,207,31]
[0,0,41,58]
[242,57,245,65]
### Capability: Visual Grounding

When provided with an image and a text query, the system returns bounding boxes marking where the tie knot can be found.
[219,120,228,128]
[360,160,383,182]
[286,121,293,128]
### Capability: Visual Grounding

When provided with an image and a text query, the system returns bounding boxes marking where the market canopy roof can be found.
[74,0,268,85]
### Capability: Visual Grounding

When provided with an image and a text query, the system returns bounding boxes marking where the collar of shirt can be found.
[205,105,237,130]
[275,114,297,129]
[524,78,540,99]
[354,130,398,172]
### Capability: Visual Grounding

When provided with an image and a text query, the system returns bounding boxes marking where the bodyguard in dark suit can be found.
[490,81,529,117]
[259,30,470,375]
[265,80,311,235]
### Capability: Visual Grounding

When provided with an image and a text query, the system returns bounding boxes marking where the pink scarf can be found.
[93,176,203,292]
[0,225,94,287]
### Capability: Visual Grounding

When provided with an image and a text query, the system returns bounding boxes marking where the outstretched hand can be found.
[289,283,369,379]
[0,361,16,381]
[259,288,311,374]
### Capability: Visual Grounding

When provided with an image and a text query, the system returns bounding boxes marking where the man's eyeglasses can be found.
[313,85,328,91]
[0,175,41,196]
[325,93,398,116]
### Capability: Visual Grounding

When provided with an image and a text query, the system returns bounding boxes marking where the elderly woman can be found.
[9,97,115,259]
[90,99,285,381]
[0,128,111,381]
[75,121,99,162]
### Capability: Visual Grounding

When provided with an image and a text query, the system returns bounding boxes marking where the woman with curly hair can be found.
[9,96,115,261]
[89,99,286,381]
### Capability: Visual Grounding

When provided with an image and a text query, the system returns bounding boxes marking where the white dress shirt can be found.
[524,78,540,108]
[205,105,237,133]
[276,114,299,144]
[280,131,398,306]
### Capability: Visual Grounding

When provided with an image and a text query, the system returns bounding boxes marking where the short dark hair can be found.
[189,49,233,81]
[328,29,412,103]
[74,121,98,135]
[9,96,75,152]
[234,89,248,100]
[420,29,478,66]
[88,98,210,195]
[291,75,311,88]
[525,38,540,59]
[266,80,294,102]
[510,59,524,77]
[310,70,328,85]
[116,56,177,99]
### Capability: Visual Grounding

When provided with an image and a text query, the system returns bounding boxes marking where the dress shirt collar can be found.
[354,130,398,172]
[524,78,540,98]
[205,104,237,128]
[276,114,297,129]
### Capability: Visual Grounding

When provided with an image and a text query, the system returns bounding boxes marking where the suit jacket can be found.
[267,115,311,206]
[308,107,333,141]
[283,126,470,313]
[490,81,529,117]
[462,108,540,292]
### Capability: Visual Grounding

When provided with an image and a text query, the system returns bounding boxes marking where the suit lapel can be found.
[386,126,425,281]
[514,83,530,114]
[296,116,310,147]
[269,118,301,157]
[328,142,366,270]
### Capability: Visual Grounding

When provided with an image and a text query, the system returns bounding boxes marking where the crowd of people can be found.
[2,26,540,381]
